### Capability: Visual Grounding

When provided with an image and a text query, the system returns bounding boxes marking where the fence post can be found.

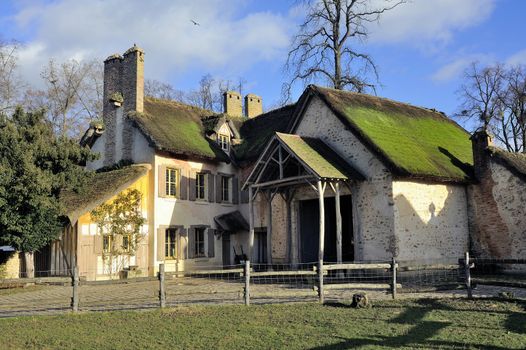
[391,257,397,300]
[159,263,166,308]
[244,260,250,306]
[464,252,473,299]
[71,266,79,312]
[318,259,324,304]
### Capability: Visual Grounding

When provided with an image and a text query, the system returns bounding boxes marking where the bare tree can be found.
[30,58,103,138]
[144,79,185,101]
[185,75,247,112]
[283,0,405,101]
[458,62,526,153]
[0,40,25,113]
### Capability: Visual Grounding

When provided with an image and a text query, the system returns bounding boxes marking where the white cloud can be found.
[506,49,526,66]
[431,54,495,82]
[10,0,293,87]
[369,0,496,50]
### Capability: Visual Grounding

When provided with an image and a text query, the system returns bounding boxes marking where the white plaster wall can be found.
[294,96,395,261]
[393,181,469,263]
[153,154,249,272]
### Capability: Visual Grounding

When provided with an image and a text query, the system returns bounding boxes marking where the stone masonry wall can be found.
[468,160,526,259]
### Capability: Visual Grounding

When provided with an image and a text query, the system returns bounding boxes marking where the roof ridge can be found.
[310,85,456,123]
[144,96,216,116]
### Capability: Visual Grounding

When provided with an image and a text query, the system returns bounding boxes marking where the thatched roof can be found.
[60,164,150,223]
[276,133,364,180]
[488,147,526,181]
[129,98,231,162]
[292,85,474,183]
[234,104,296,162]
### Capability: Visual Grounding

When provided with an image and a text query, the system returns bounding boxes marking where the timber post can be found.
[71,266,79,312]
[159,263,166,308]
[464,252,473,299]
[391,257,397,300]
[248,186,255,261]
[318,259,324,304]
[244,260,250,306]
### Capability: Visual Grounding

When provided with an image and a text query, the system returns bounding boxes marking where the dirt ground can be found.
[1,278,525,317]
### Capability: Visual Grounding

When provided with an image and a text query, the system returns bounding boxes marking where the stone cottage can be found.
[23,45,525,280]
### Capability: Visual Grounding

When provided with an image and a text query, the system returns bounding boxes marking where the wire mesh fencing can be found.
[3,255,526,316]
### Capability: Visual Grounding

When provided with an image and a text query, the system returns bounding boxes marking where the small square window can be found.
[195,172,207,200]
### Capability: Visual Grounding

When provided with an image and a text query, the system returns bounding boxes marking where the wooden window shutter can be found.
[180,228,188,259]
[215,175,222,203]
[188,227,195,259]
[208,174,215,202]
[207,229,215,258]
[156,228,165,261]
[179,169,188,200]
[93,234,103,255]
[158,165,167,198]
[232,176,239,204]
[189,170,196,201]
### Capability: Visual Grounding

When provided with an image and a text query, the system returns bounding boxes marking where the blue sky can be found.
[1,0,525,129]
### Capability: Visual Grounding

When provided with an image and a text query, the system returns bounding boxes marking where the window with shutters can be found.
[195,172,206,200]
[165,229,177,259]
[165,168,179,197]
[194,227,206,258]
[102,235,112,254]
[217,134,230,152]
[221,176,230,202]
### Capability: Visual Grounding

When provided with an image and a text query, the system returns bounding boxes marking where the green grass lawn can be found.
[0,298,525,349]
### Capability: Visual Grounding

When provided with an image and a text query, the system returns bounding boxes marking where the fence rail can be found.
[2,254,526,316]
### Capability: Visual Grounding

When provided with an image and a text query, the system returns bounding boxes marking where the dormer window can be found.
[218,134,230,152]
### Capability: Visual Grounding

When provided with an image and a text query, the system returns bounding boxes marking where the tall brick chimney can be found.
[223,91,242,117]
[102,44,145,166]
[471,129,493,180]
[244,93,262,118]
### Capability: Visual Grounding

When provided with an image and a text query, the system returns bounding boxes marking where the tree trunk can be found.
[24,251,35,278]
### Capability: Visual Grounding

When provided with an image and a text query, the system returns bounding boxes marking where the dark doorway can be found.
[254,229,267,264]
[222,233,231,266]
[299,195,353,263]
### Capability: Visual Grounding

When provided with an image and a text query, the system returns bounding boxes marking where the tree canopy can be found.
[0,108,95,253]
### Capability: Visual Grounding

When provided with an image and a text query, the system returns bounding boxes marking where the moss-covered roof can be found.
[234,104,296,162]
[60,165,149,223]
[305,86,473,182]
[129,98,230,162]
[276,133,364,180]
[488,147,526,181]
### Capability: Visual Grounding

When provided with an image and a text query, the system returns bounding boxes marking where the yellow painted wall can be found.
[77,170,151,280]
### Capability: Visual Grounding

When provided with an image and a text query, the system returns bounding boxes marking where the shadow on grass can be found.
[310,298,522,350]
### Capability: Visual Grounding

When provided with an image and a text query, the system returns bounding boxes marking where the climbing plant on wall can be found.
[91,188,146,275]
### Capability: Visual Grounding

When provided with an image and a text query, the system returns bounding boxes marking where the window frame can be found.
[195,172,207,200]
[165,167,179,198]
[221,175,231,203]
[102,235,113,254]
[165,228,177,260]
[122,234,132,253]
[194,227,206,258]
[217,134,230,152]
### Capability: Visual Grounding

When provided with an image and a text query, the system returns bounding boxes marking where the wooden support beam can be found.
[251,175,316,189]
[266,190,273,266]
[318,181,326,262]
[249,186,255,262]
[334,182,342,265]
